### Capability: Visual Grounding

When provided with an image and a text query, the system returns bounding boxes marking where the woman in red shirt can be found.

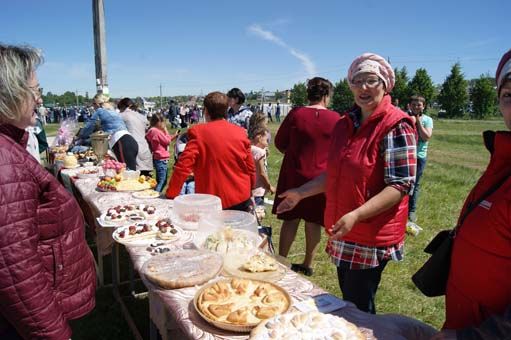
[166,92,255,210]
[273,77,340,276]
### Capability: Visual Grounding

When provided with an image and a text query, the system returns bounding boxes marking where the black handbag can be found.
[412,175,509,297]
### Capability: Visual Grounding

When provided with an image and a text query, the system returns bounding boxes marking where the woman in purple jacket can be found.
[0,44,96,339]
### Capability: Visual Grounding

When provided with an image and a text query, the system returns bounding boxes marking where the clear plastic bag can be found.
[52,119,79,147]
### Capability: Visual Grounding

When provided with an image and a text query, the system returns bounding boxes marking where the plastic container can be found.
[194,210,258,248]
[123,170,140,180]
[200,210,258,234]
[172,194,222,230]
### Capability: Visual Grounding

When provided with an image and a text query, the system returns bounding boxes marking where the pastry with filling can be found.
[116,223,157,242]
[207,303,234,318]
[156,219,179,240]
[250,311,365,340]
[196,278,290,328]
[242,254,278,273]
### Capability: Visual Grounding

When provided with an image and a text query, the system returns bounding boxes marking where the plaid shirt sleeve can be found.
[381,120,417,195]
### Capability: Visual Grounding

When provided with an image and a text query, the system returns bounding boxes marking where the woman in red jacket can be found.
[166,91,255,210]
[432,49,511,340]
[277,53,416,314]
[273,77,340,276]
[0,45,96,339]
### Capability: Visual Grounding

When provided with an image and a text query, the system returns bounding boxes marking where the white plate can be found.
[132,190,160,199]
[113,224,159,245]
[98,210,147,227]
[77,171,100,179]
[113,220,185,245]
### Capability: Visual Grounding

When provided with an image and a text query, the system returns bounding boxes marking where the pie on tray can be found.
[195,278,290,331]
[103,204,157,224]
[113,223,158,243]
[143,249,223,289]
[250,311,365,340]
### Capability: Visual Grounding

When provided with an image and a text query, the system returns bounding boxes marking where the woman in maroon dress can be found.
[272,77,340,275]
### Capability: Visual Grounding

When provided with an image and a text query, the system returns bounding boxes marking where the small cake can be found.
[156,219,179,240]
[63,154,78,168]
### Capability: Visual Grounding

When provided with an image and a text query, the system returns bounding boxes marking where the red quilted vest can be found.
[444,131,511,330]
[324,95,413,246]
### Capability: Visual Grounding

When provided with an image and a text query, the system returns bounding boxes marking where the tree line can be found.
[42,91,89,107]
[290,62,498,119]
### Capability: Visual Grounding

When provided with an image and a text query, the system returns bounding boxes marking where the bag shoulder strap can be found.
[456,174,510,233]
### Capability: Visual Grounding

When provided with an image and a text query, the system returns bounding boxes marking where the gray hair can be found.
[0,44,43,124]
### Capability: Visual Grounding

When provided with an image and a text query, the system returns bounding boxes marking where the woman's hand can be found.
[275,189,302,213]
[268,185,276,195]
[330,211,359,240]
[430,329,456,340]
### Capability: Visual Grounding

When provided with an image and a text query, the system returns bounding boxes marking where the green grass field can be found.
[46,118,506,339]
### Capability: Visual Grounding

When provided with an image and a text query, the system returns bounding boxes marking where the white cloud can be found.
[248,24,286,47]
[247,24,317,76]
[289,49,316,76]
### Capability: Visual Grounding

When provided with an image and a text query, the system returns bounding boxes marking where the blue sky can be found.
[1,0,509,97]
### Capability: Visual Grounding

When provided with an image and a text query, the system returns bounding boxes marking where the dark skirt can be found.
[272,165,326,225]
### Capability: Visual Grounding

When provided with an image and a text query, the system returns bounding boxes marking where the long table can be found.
[61,168,438,340]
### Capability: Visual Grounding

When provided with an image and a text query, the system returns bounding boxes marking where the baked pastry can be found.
[115,223,157,242]
[115,179,151,191]
[63,154,78,168]
[143,250,223,289]
[242,254,278,273]
[208,303,234,318]
[103,205,150,224]
[250,311,365,340]
[196,278,290,328]
[204,227,258,253]
[155,219,179,240]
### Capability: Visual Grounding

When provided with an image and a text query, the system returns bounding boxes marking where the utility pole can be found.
[93,0,109,95]
[261,87,265,109]
[75,89,79,107]
[159,83,163,109]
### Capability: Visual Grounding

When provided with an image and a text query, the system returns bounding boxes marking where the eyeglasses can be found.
[29,84,42,99]
[351,77,382,89]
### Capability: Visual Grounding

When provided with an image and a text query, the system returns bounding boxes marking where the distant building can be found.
[140,97,156,111]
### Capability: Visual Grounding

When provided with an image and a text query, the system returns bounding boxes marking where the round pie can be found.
[195,278,290,331]
[103,204,156,224]
[143,249,223,289]
[113,223,158,244]
[250,311,365,340]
